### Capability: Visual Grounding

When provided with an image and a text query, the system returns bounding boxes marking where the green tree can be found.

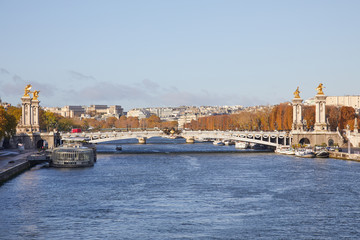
[58,118,76,132]
[6,106,22,123]
[40,110,57,132]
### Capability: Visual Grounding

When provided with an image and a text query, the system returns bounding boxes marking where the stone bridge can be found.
[61,130,291,147]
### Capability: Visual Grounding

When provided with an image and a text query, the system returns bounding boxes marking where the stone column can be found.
[32,99,40,131]
[21,102,26,126]
[21,96,32,126]
[292,98,304,131]
[314,94,327,131]
[355,118,358,134]
[17,92,41,133]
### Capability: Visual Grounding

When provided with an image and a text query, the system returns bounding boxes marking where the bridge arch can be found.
[299,138,310,145]
[36,139,45,149]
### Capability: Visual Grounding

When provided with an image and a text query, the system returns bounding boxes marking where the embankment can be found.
[0,160,31,184]
[329,152,360,162]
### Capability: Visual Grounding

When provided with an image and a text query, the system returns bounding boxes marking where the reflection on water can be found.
[1,141,360,239]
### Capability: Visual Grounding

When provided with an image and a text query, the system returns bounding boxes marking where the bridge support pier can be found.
[138,137,147,144]
[185,137,195,144]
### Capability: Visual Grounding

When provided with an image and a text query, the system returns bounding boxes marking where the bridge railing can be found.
[60,130,291,147]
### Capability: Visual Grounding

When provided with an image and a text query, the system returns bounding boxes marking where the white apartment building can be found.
[44,106,85,118]
[45,105,123,119]
[326,96,360,109]
[178,113,199,129]
[127,109,151,119]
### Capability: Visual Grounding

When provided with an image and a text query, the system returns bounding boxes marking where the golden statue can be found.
[24,84,32,97]
[32,90,40,100]
[293,86,301,98]
[316,83,324,95]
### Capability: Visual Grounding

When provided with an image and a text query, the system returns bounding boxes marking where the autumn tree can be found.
[160,121,178,130]
[0,106,17,140]
[185,106,274,131]
[339,106,355,130]
[103,117,117,129]
[117,115,128,129]
[127,117,140,129]
[303,106,315,130]
[146,115,161,128]
[326,106,341,131]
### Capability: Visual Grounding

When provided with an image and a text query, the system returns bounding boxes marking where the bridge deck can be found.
[61,130,291,147]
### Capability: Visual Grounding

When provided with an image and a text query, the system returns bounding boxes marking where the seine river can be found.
[1,139,360,239]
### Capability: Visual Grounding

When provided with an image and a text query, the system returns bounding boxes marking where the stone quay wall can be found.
[0,160,31,184]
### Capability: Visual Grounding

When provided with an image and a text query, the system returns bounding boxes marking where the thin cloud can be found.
[0,73,55,100]
[0,68,10,74]
[141,79,159,90]
[62,82,153,104]
[12,75,24,82]
[68,70,96,81]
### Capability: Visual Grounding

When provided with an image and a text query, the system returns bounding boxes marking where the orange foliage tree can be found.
[185,106,276,131]
[339,106,355,130]
[303,106,315,130]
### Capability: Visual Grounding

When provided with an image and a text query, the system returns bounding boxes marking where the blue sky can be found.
[1,0,359,111]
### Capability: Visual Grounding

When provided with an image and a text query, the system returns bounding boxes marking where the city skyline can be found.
[1,1,360,110]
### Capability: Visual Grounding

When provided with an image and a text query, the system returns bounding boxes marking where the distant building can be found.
[304,98,316,106]
[178,113,199,129]
[62,106,85,117]
[125,105,245,126]
[0,98,11,109]
[45,104,124,119]
[44,105,85,118]
[86,105,108,115]
[304,95,360,113]
[127,109,150,119]
[326,96,360,109]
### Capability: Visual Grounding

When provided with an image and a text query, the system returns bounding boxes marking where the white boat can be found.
[213,141,225,146]
[235,141,249,149]
[223,140,235,146]
[275,146,295,155]
[295,148,316,158]
[315,150,329,158]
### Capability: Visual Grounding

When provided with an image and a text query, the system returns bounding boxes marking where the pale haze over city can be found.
[1,0,359,110]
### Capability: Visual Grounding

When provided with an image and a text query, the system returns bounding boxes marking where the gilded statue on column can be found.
[32,90,40,100]
[316,83,324,95]
[24,84,32,97]
[293,86,301,98]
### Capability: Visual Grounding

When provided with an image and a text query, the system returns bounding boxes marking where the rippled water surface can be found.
[1,142,360,239]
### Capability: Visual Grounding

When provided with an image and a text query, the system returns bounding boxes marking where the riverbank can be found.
[329,151,360,162]
[0,150,36,185]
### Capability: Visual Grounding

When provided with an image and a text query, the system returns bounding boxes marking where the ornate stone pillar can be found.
[20,95,32,129]
[354,117,358,134]
[32,99,40,132]
[292,87,304,131]
[314,84,328,132]
[16,85,41,133]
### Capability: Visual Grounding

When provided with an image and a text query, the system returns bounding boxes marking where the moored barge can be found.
[51,137,96,168]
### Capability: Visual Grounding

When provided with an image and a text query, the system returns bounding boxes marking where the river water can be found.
[1,139,360,239]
